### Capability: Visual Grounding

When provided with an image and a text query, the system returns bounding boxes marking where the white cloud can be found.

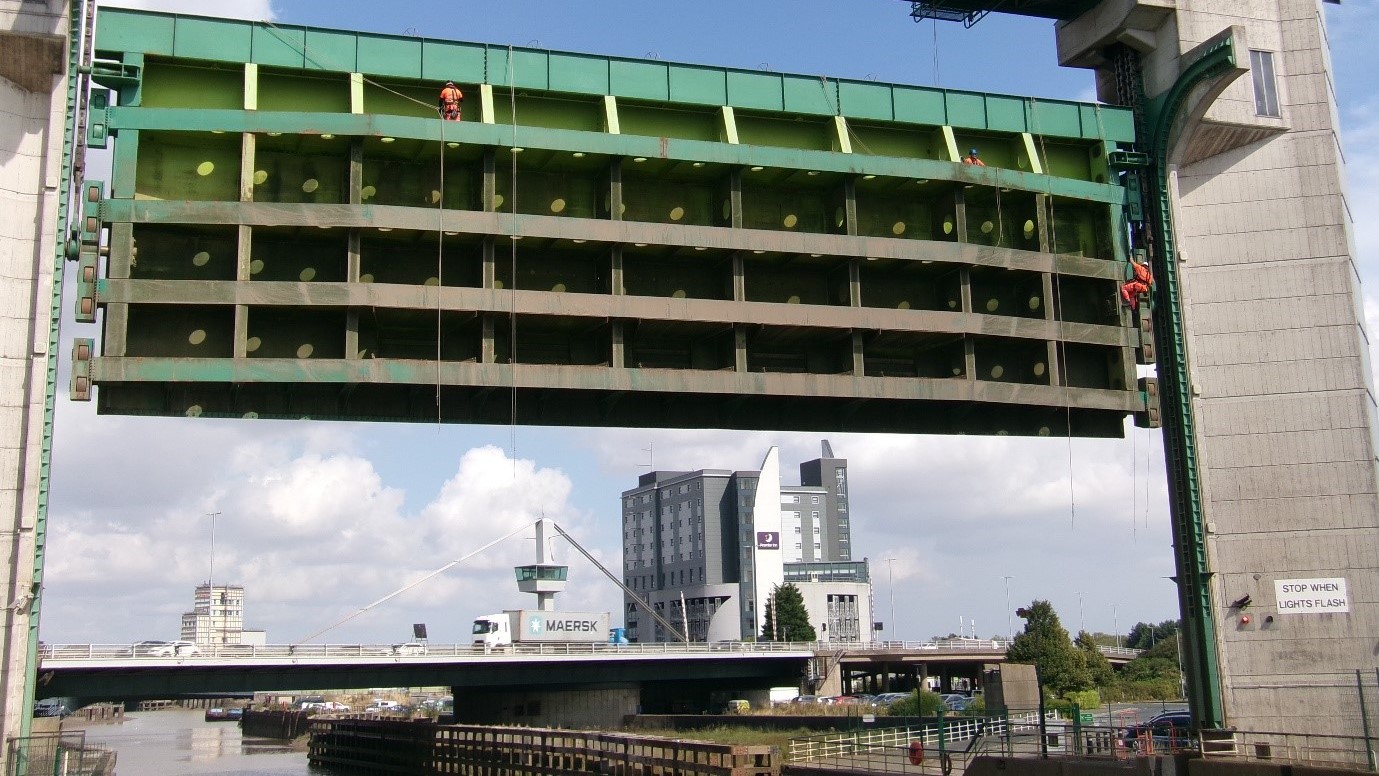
[42,424,598,646]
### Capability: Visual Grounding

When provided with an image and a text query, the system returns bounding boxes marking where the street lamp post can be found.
[884,558,897,643]
[1113,604,1121,647]
[206,511,221,645]
[1001,576,1014,642]
[1075,591,1086,634]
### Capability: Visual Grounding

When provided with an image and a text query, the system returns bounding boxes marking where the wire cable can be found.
[292,520,537,646]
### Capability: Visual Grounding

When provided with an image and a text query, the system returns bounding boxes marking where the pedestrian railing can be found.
[786,710,1061,774]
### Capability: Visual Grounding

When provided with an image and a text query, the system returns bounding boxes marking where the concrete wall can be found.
[0,0,67,768]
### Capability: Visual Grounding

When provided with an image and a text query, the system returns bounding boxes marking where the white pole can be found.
[1002,575,1014,642]
[884,558,896,642]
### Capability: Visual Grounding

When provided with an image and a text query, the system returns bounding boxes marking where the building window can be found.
[812,496,820,504]
[1250,50,1280,118]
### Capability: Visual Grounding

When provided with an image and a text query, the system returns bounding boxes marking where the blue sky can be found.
[40,0,1379,648]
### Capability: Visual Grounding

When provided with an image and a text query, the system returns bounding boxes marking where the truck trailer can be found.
[472,610,612,648]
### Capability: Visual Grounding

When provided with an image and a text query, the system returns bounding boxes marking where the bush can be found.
[1101,679,1181,703]
[961,695,985,716]
[887,690,945,717]
[1063,689,1100,711]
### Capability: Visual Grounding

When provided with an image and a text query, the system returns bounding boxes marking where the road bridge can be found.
[36,639,1140,722]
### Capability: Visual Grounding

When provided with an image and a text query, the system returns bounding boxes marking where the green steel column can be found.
[1140,36,1238,730]
[24,0,86,754]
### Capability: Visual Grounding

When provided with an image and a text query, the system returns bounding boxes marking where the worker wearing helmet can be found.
[439,81,464,121]
[1120,257,1154,310]
[962,148,985,166]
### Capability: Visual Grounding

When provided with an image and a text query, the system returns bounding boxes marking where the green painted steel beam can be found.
[93,7,1133,143]
[90,357,1141,412]
[103,107,1125,204]
[102,201,1130,276]
[1142,35,1236,731]
[98,279,1137,349]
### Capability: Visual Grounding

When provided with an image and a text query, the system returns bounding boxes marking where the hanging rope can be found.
[436,117,446,423]
[261,20,460,427]
[1030,96,1078,529]
[507,46,520,475]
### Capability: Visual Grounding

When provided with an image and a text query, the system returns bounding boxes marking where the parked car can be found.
[940,693,971,711]
[871,692,912,707]
[132,640,200,657]
[1119,711,1193,752]
[320,701,350,712]
[391,642,427,656]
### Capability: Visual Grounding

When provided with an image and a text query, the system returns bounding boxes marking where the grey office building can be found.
[621,442,871,643]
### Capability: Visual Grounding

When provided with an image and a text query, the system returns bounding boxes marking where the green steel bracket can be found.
[86,89,112,148]
[88,60,140,91]
[74,250,98,323]
[1123,172,1145,222]
[77,179,103,250]
[1108,149,1150,169]
[1135,377,1160,428]
[70,339,94,402]
[1141,29,1240,730]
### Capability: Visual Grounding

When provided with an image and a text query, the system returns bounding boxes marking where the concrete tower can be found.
[0,0,73,766]
[1058,0,1378,741]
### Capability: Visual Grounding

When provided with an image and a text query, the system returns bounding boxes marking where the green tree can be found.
[1076,630,1115,687]
[761,584,817,642]
[1007,600,1092,696]
[1126,619,1180,650]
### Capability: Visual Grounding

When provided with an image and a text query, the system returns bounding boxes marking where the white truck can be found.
[472,610,611,648]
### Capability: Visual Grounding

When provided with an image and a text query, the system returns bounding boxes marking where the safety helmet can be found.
[446,81,455,86]
[969,148,979,156]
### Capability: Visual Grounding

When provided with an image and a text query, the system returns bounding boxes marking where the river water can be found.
[76,708,318,775]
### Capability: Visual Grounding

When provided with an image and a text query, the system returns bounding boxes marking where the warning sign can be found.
[1274,578,1349,614]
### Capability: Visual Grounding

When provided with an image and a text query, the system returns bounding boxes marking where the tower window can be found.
[1250,50,1280,118]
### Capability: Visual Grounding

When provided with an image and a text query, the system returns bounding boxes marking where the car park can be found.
[872,692,911,707]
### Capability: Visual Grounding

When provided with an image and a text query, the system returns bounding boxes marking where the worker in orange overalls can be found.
[1120,257,1154,309]
[963,148,986,166]
[438,81,463,121]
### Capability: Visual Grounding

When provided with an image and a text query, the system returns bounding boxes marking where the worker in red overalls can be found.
[963,148,986,166]
[1120,257,1154,309]
[438,81,463,121]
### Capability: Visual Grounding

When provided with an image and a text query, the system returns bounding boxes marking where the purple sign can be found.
[756,531,780,550]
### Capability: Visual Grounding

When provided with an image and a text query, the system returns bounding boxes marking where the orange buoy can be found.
[908,740,924,765]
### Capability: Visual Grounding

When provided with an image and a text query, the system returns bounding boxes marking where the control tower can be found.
[515,519,568,612]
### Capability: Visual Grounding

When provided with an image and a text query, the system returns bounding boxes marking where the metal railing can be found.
[787,710,1063,773]
[37,638,1140,662]
[6,732,113,776]
[1198,729,1377,770]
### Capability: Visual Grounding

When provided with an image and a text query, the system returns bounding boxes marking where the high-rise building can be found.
[180,584,264,646]
[621,442,871,643]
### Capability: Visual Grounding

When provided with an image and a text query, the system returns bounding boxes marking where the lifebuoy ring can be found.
[908,740,924,765]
